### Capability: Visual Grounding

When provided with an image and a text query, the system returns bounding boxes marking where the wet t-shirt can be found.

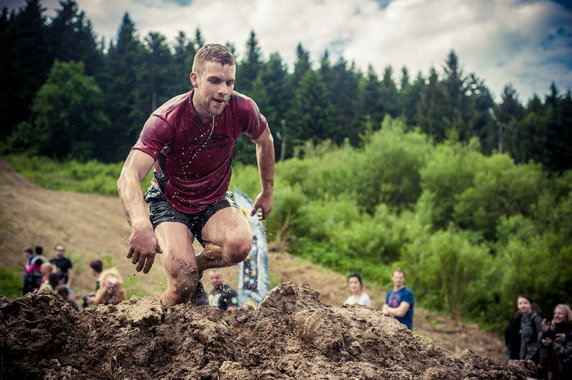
[132,90,267,214]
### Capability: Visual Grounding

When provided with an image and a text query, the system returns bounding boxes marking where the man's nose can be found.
[218,83,229,95]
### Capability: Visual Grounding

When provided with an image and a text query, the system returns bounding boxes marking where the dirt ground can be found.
[0,159,529,378]
[1,284,534,380]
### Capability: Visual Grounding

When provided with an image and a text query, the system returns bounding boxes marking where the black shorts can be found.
[144,184,238,244]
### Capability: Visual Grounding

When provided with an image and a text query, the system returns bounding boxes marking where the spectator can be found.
[505,310,522,361]
[382,269,414,330]
[82,260,104,307]
[50,244,73,286]
[93,268,126,305]
[55,285,79,311]
[344,273,372,307]
[538,304,572,380]
[41,272,61,291]
[38,262,56,290]
[515,295,542,364]
[207,269,238,311]
[22,246,45,294]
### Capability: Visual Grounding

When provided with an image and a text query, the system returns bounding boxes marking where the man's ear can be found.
[190,72,198,88]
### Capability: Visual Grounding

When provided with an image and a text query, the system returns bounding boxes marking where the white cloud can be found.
[7,0,572,101]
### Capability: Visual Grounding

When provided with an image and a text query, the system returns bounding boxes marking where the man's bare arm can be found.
[386,301,411,318]
[251,127,275,220]
[117,150,160,274]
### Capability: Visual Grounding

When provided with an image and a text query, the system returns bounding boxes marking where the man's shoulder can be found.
[153,92,191,119]
[229,91,260,113]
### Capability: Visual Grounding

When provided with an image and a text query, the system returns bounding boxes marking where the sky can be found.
[4,0,572,102]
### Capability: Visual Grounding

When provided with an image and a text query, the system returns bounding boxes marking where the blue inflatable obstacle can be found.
[233,188,270,307]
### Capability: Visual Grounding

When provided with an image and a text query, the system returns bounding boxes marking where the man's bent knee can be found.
[224,237,252,264]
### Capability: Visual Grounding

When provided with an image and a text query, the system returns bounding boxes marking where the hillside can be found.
[0,159,506,361]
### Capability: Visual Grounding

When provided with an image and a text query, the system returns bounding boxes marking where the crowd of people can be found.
[505,295,571,379]
[22,244,126,308]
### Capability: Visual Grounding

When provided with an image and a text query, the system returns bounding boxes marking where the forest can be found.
[1,0,571,332]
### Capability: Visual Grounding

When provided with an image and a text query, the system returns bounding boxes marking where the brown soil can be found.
[1,285,533,380]
[0,159,531,379]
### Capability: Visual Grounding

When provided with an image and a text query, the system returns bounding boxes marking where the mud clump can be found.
[1,282,534,379]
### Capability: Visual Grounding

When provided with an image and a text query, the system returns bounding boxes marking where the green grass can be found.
[5,154,153,196]
[0,267,23,299]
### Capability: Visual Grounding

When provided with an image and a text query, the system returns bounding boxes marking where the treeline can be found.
[1,0,571,171]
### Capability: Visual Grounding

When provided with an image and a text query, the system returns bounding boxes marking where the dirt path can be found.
[0,159,506,364]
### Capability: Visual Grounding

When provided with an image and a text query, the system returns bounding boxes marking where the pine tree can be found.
[496,85,525,158]
[0,0,51,138]
[380,65,399,118]
[360,64,383,130]
[102,12,145,161]
[237,30,262,94]
[291,43,311,89]
[171,31,195,94]
[417,67,447,141]
[48,0,102,77]
[399,70,424,126]
[326,57,361,144]
[288,69,334,156]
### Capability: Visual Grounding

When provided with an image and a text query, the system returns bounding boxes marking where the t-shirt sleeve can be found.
[403,289,414,305]
[131,114,174,160]
[237,96,268,140]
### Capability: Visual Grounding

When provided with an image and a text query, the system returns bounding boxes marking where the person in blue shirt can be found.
[382,269,414,330]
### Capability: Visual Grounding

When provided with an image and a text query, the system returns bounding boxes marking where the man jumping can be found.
[117,44,275,306]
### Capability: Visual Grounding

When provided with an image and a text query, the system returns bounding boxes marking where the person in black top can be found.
[207,269,238,311]
[50,244,73,286]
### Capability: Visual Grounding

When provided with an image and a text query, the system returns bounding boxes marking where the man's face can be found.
[392,271,405,289]
[55,245,65,258]
[190,61,236,120]
[209,271,224,289]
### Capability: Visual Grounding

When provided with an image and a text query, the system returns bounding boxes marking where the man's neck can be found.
[393,285,404,292]
[190,89,212,122]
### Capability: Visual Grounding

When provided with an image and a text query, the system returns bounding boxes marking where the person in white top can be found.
[344,273,372,307]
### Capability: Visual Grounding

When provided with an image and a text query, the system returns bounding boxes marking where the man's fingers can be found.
[131,251,140,265]
[143,255,155,274]
[136,258,145,272]
[127,247,134,259]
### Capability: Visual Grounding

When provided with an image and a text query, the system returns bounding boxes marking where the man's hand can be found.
[381,304,390,316]
[251,191,273,220]
[127,223,162,273]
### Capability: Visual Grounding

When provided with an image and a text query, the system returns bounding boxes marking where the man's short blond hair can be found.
[192,44,235,73]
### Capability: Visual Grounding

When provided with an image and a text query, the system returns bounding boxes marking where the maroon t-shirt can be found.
[132,90,267,214]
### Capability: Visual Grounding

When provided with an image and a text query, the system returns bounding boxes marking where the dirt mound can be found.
[1,283,533,380]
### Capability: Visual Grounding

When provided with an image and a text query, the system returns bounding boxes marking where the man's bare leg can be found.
[154,222,199,306]
[196,207,253,273]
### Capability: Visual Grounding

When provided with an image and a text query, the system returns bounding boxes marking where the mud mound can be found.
[1,283,533,380]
